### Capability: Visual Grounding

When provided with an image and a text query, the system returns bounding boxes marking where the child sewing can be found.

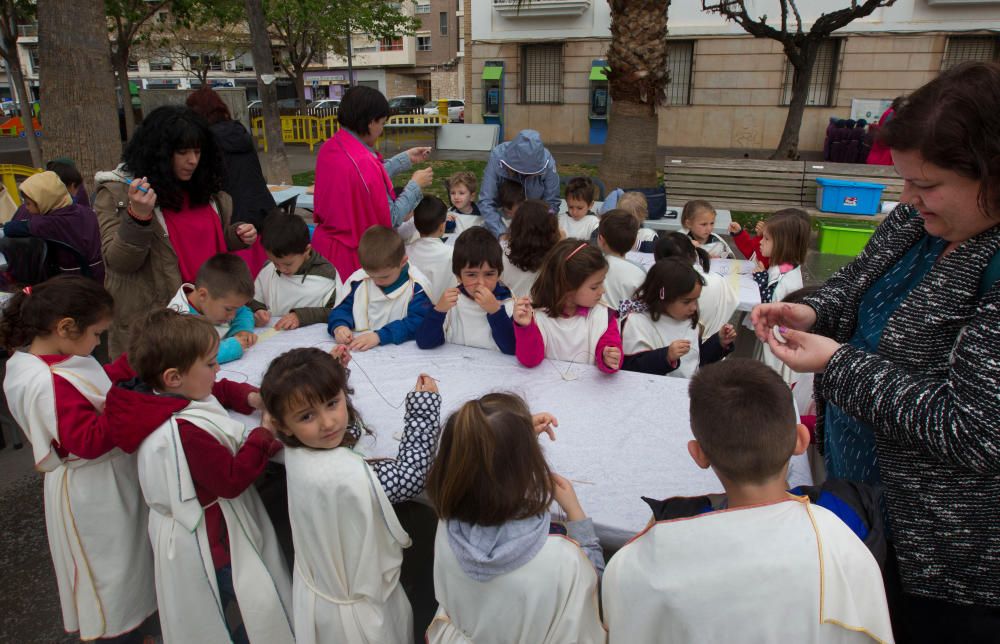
[405,196,456,305]
[128,309,293,644]
[616,190,659,252]
[501,199,562,299]
[681,199,734,258]
[328,225,432,351]
[620,258,736,378]
[251,213,342,330]
[259,347,442,644]
[602,359,892,644]
[597,210,646,311]
[559,176,600,240]
[167,252,257,363]
[425,393,605,644]
[447,170,482,234]
[654,232,738,338]
[514,239,623,372]
[416,227,515,354]
[728,218,768,266]
[497,178,526,225]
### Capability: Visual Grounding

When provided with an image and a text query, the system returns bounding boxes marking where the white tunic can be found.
[622,312,701,378]
[253,262,341,316]
[685,230,734,259]
[406,237,457,305]
[4,352,156,640]
[500,241,539,299]
[137,399,294,644]
[560,213,600,241]
[747,264,804,384]
[449,209,484,236]
[534,304,611,365]
[603,498,893,644]
[167,283,229,339]
[286,446,413,644]
[694,263,739,338]
[426,522,606,644]
[603,255,646,311]
[632,227,658,251]
[444,291,514,351]
[345,265,432,333]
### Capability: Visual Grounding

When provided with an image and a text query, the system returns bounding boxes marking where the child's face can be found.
[277,392,351,449]
[268,247,311,277]
[449,184,474,213]
[173,349,220,401]
[571,268,607,310]
[459,262,500,294]
[688,209,716,242]
[366,258,406,288]
[56,316,111,357]
[760,228,773,259]
[196,289,249,326]
[664,282,702,321]
[566,197,593,221]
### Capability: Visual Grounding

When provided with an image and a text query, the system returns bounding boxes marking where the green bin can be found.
[818,220,879,256]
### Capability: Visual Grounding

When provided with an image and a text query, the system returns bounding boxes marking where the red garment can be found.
[865,108,895,166]
[162,194,228,283]
[732,229,769,268]
[514,307,622,373]
[232,236,268,278]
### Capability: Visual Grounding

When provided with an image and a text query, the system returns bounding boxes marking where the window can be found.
[380,37,403,51]
[941,36,999,71]
[440,12,448,35]
[26,45,39,73]
[233,52,254,72]
[150,54,173,71]
[127,57,140,72]
[666,41,694,105]
[190,54,223,71]
[417,36,432,51]
[415,2,430,13]
[781,39,840,107]
[522,43,562,104]
[417,78,432,100]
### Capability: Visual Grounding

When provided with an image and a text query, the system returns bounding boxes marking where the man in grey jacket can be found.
[477,129,561,237]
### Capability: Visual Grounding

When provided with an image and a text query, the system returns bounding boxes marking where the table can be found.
[642,205,732,235]
[222,324,810,547]
[267,185,309,212]
[622,255,761,313]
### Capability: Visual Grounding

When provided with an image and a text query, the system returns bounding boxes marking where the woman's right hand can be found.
[551,473,586,522]
[411,167,434,189]
[128,177,156,219]
[750,302,817,343]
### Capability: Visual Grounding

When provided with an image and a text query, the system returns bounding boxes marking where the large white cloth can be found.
[346,264,432,333]
[167,283,229,339]
[254,262,341,316]
[622,311,702,378]
[137,398,294,644]
[500,243,539,299]
[535,305,611,365]
[4,352,156,639]
[426,522,606,644]
[560,213,600,240]
[603,255,645,311]
[406,237,456,305]
[748,264,804,384]
[445,291,514,351]
[603,498,893,644]
[286,446,413,644]
[694,263,739,338]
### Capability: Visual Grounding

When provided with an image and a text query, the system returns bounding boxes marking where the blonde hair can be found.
[681,199,716,228]
[617,191,649,223]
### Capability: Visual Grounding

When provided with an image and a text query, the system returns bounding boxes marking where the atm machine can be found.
[588,60,610,145]
[482,61,504,141]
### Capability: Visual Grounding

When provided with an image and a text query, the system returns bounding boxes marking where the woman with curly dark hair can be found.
[501,199,562,298]
[93,105,256,356]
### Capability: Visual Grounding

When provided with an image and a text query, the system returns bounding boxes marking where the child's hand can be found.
[127,177,157,218]
[472,285,500,314]
[330,344,351,368]
[719,323,738,348]
[253,309,271,327]
[754,220,766,236]
[261,411,278,437]
[668,339,691,362]
[333,326,353,344]
[435,287,460,313]
[728,222,742,234]
[234,331,257,350]
[274,312,301,330]
[754,259,766,273]
[532,412,558,441]
[602,346,622,370]
[247,391,264,410]
[349,332,380,352]
[551,473,586,522]
[414,373,438,394]
[513,297,534,326]
[235,223,258,245]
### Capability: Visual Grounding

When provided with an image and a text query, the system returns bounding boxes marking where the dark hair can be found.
[655,231,710,272]
[0,276,113,350]
[45,160,83,188]
[185,87,231,125]
[447,170,478,195]
[414,196,448,235]
[338,85,390,136]
[453,226,503,276]
[598,210,639,255]
[531,238,607,316]
[261,212,310,257]
[128,309,219,390]
[358,225,405,270]
[195,253,254,299]
[689,358,798,484]
[565,176,595,203]
[635,258,704,326]
[680,199,716,228]
[507,199,560,272]
[260,348,368,449]
[497,179,526,210]
[880,61,1000,219]
[426,392,552,525]
[762,208,810,266]
[121,106,223,211]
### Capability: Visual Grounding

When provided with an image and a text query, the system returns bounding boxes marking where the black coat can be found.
[211,120,275,228]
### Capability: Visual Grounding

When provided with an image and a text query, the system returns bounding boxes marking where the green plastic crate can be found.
[818,220,879,256]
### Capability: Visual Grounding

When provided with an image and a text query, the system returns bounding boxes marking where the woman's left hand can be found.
[767,327,842,373]
[236,223,257,245]
[407,147,432,164]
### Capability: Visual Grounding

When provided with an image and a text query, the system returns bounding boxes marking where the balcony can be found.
[493,0,590,17]
[17,23,37,37]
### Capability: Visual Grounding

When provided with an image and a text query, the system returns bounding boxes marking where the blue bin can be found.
[307,224,316,239]
[815,177,885,215]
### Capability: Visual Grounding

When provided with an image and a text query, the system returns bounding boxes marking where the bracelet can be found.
[127,204,153,222]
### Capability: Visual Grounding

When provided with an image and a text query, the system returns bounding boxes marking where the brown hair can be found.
[762,208,810,266]
[598,209,640,256]
[634,258,704,325]
[497,179,526,211]
[506,199,560,272]
[426,392,552,525]
[530,238,607,316]
[259,347,368,449]
[358,225,405,270]
[185,87,231,125]
[655,230,711,272]
[680,199,716,228]
[618,191,649,223]
[689,358,798,484]
[195,253,254,299]
[565,176,596,204]
[453,226,503,275]
[447,170,478,196]
[0,276,113,350]
[128,309,219,390]
[879,61,1000,219]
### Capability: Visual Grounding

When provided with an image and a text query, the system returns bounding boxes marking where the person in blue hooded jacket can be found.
[477,130,560,238]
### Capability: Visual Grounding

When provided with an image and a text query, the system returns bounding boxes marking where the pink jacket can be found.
[514,307,622,373]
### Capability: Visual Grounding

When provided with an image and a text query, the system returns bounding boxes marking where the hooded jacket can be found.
[211,120,275,228]
[477,130,561,238]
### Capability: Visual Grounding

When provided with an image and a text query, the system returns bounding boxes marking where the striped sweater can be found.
[804,204,1000,607]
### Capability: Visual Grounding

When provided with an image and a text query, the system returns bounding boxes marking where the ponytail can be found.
[0,276,113,350]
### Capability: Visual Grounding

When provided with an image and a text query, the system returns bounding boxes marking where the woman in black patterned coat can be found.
[752,62,1000,643]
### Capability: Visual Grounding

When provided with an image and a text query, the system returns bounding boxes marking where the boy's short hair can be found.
[195,253,254,299]
[565,176,595,204]
[452,227,503,276]
[688,358,798,485]
[261,212,310,257]
[128,308,220,390]
[497,179,526,210]
[598,210,640,255]
[618,191,649,222]
[45,160,83,188]
[358,225,405,270]
[447,171,478,195]
[413,196,448,235]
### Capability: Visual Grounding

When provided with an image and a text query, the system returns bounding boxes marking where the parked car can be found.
[423,99,465,122]
[307,99,340,116]
[388,95,426,116]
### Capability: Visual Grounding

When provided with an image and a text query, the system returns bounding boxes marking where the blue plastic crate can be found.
[815,177,885,215]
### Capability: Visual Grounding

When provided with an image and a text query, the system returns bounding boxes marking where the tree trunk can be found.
[293,66,305,102]
[37,0,121,194]
[7,55,42,167]
[111,46,136,138]
[598,100,659,190]
[772,44,816,160]
[245,0,291,184]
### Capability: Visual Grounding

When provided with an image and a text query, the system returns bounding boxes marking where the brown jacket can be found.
[93,171,245,357]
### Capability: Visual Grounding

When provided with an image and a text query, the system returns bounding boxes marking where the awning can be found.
[482,65,503,80]
[589,63,608,81]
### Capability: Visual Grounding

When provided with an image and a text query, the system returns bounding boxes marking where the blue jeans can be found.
[216,564,250,644]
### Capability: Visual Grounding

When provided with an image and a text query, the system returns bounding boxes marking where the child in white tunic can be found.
[514,239,623,373]
[425,393,606,644]
[500,199,561,299]
[559,176,600,240]
[616,191,659,252]
[681,199,734,259]
[259,347,443,644]
[621,258,737,378]
[654,231,739,338]
[406,196,457,305]
[603,359,893,644]
[597,210,646,311]
[446,170,483,235]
